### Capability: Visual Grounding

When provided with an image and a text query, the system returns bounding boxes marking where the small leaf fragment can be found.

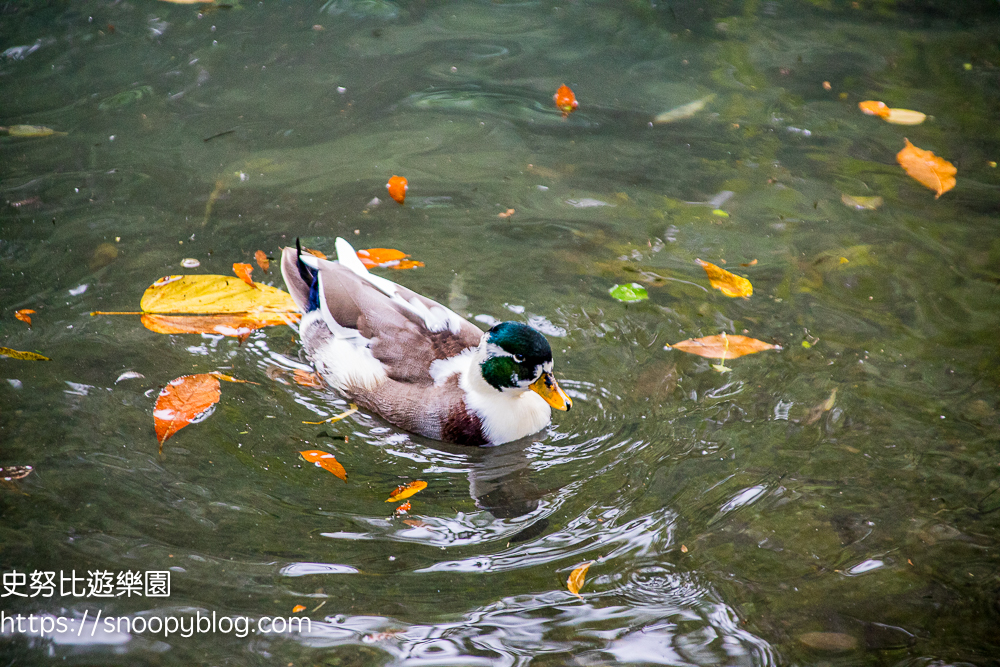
[292,605,306,613]
[609,283,648,303]
[386,480,427,502]
[896,138,956,198]
[233,263,256,288]
[567,561,593,597]
[356,248,424,270]
[840,194,883,210]
[292,369,325,388]
[386,175,408,204]
[695,259,753,297]
[669,334,780,360]
[300,450,347,481]
[858,100,890,118]
[14,309,35,327]
[884,108,926,125]
[0,465,33,481]
[0,346,50,361]
[254,250,270,273]
[154,373,222,451]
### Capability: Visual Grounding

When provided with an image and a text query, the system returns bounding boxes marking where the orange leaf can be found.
[292,369,324,388]
[292,605,306,613]
[356,248,423,270]
[233,263,256,288]
[669,334,780,360]
[14,309,35,327]
[141,313,294,337]
[386,175,408,204]
[395,501,411,514]
[567,561,592,597]
[302,247,327,259]
[896,138,956,199]
[554,84,578,117]
[386,480,427,502]
[695,259,753,297]
[154,374,221,452]
[498,208,515,219]
[300,450,347,481]
[858,100,890,118]
[255,250,270,273]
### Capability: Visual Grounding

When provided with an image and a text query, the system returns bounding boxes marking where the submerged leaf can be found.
[695,259,753,297]
[255,250,270,273]
[654,95,714,124]
[669,334,780,360]
[154,373,221,451]
[567,561,593,597]
[0,346,49,361]
[386,480,427,502]
[140,274,299,316]
[840,194,883,210]
[2,124,66,138]
[300,450,347,482]
[896,138,956,198]
[609,283,648,303]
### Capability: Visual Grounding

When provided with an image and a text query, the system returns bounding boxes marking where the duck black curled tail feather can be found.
[295,238,321,313]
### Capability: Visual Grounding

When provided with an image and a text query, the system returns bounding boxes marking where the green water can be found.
[2,0,999,664]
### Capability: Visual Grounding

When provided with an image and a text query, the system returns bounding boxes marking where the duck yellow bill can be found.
[529,371,572,411]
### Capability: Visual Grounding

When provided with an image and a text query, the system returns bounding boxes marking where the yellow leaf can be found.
[300,450,347,482]
[840,194,883,210]
[140,275,300,315]
[896,138,956,199]
[567,561,593,597]
[3,124,66,137]
[653,95,714,124]
[669,334,780,360]
[695,259,752,297]
[884,108,926,125]
[385,480,427,502]
[0,346,50,361]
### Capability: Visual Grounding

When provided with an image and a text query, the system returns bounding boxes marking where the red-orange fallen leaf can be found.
[554,84,578,117]
[696,259,753,297]
[292,369,324,388]
[740,259,758,267]
[14,309,35,327]
[858,100,890,118]
[292,605,306,613]
[896,138,956,199]
[154,373,221,452]
[395,501,411,514]
[300,450,347,482]
[302,247,327,259]
[669,334,780,360]
[255,250,270,273]
[141,313,295,337]
[567,561,592,597]
[386,480,427,502]
[356,248,424,270]
[233,263,256,288]
[386,175,408,204]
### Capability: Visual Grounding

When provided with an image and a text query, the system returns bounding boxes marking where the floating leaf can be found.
[669,334,780,360]
[255,250,270,273]
[0,346,49,361]
[0,465,33,481]
[884,108,926,125]
[858,100,890,118]
[567,561,593,597]
[302,247,327,259]
[356,248,424,270]
[695,259,753,297]
[292,369,324,388]
[653,95,714,124]
[292,605,306,613]
[140,274,299,316]
[1,124,66,138]
[798,632,858,651]
[233,263,256,288]
[386,175,408,204]
[14,309,35,327]
[609,283,648,303]
[554,84,578,117]
[300,450,347,482]
[498,208,515,219]
[154,373,221,451]
[897,138,956,198]
[386,480,427,502]
[840,194,883,210]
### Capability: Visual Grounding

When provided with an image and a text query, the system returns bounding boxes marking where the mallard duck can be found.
[280,238,572,446]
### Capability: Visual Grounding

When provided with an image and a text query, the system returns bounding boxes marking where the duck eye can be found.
[513,354,525,363]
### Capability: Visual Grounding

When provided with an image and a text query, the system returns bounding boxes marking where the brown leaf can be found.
[669,334,780,360]
[567,561,593,597]
[0,465,34,481]
[300,450,347,481]
[292,369,325,388]
[386,480,427,502]
[154,374,221,451]
[896,138,956,199]
[233,263,256,288]
[14,309,35,327]
[695,259,753,297]
[254,250,270,273]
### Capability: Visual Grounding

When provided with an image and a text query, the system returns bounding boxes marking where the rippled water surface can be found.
[2,0,999,664]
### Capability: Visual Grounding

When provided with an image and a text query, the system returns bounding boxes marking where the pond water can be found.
[2,0,999,664]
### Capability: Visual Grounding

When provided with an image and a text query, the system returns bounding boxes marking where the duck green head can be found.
[480,322,572,411]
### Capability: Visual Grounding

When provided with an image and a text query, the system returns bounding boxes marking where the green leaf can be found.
[609,283,648,303]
